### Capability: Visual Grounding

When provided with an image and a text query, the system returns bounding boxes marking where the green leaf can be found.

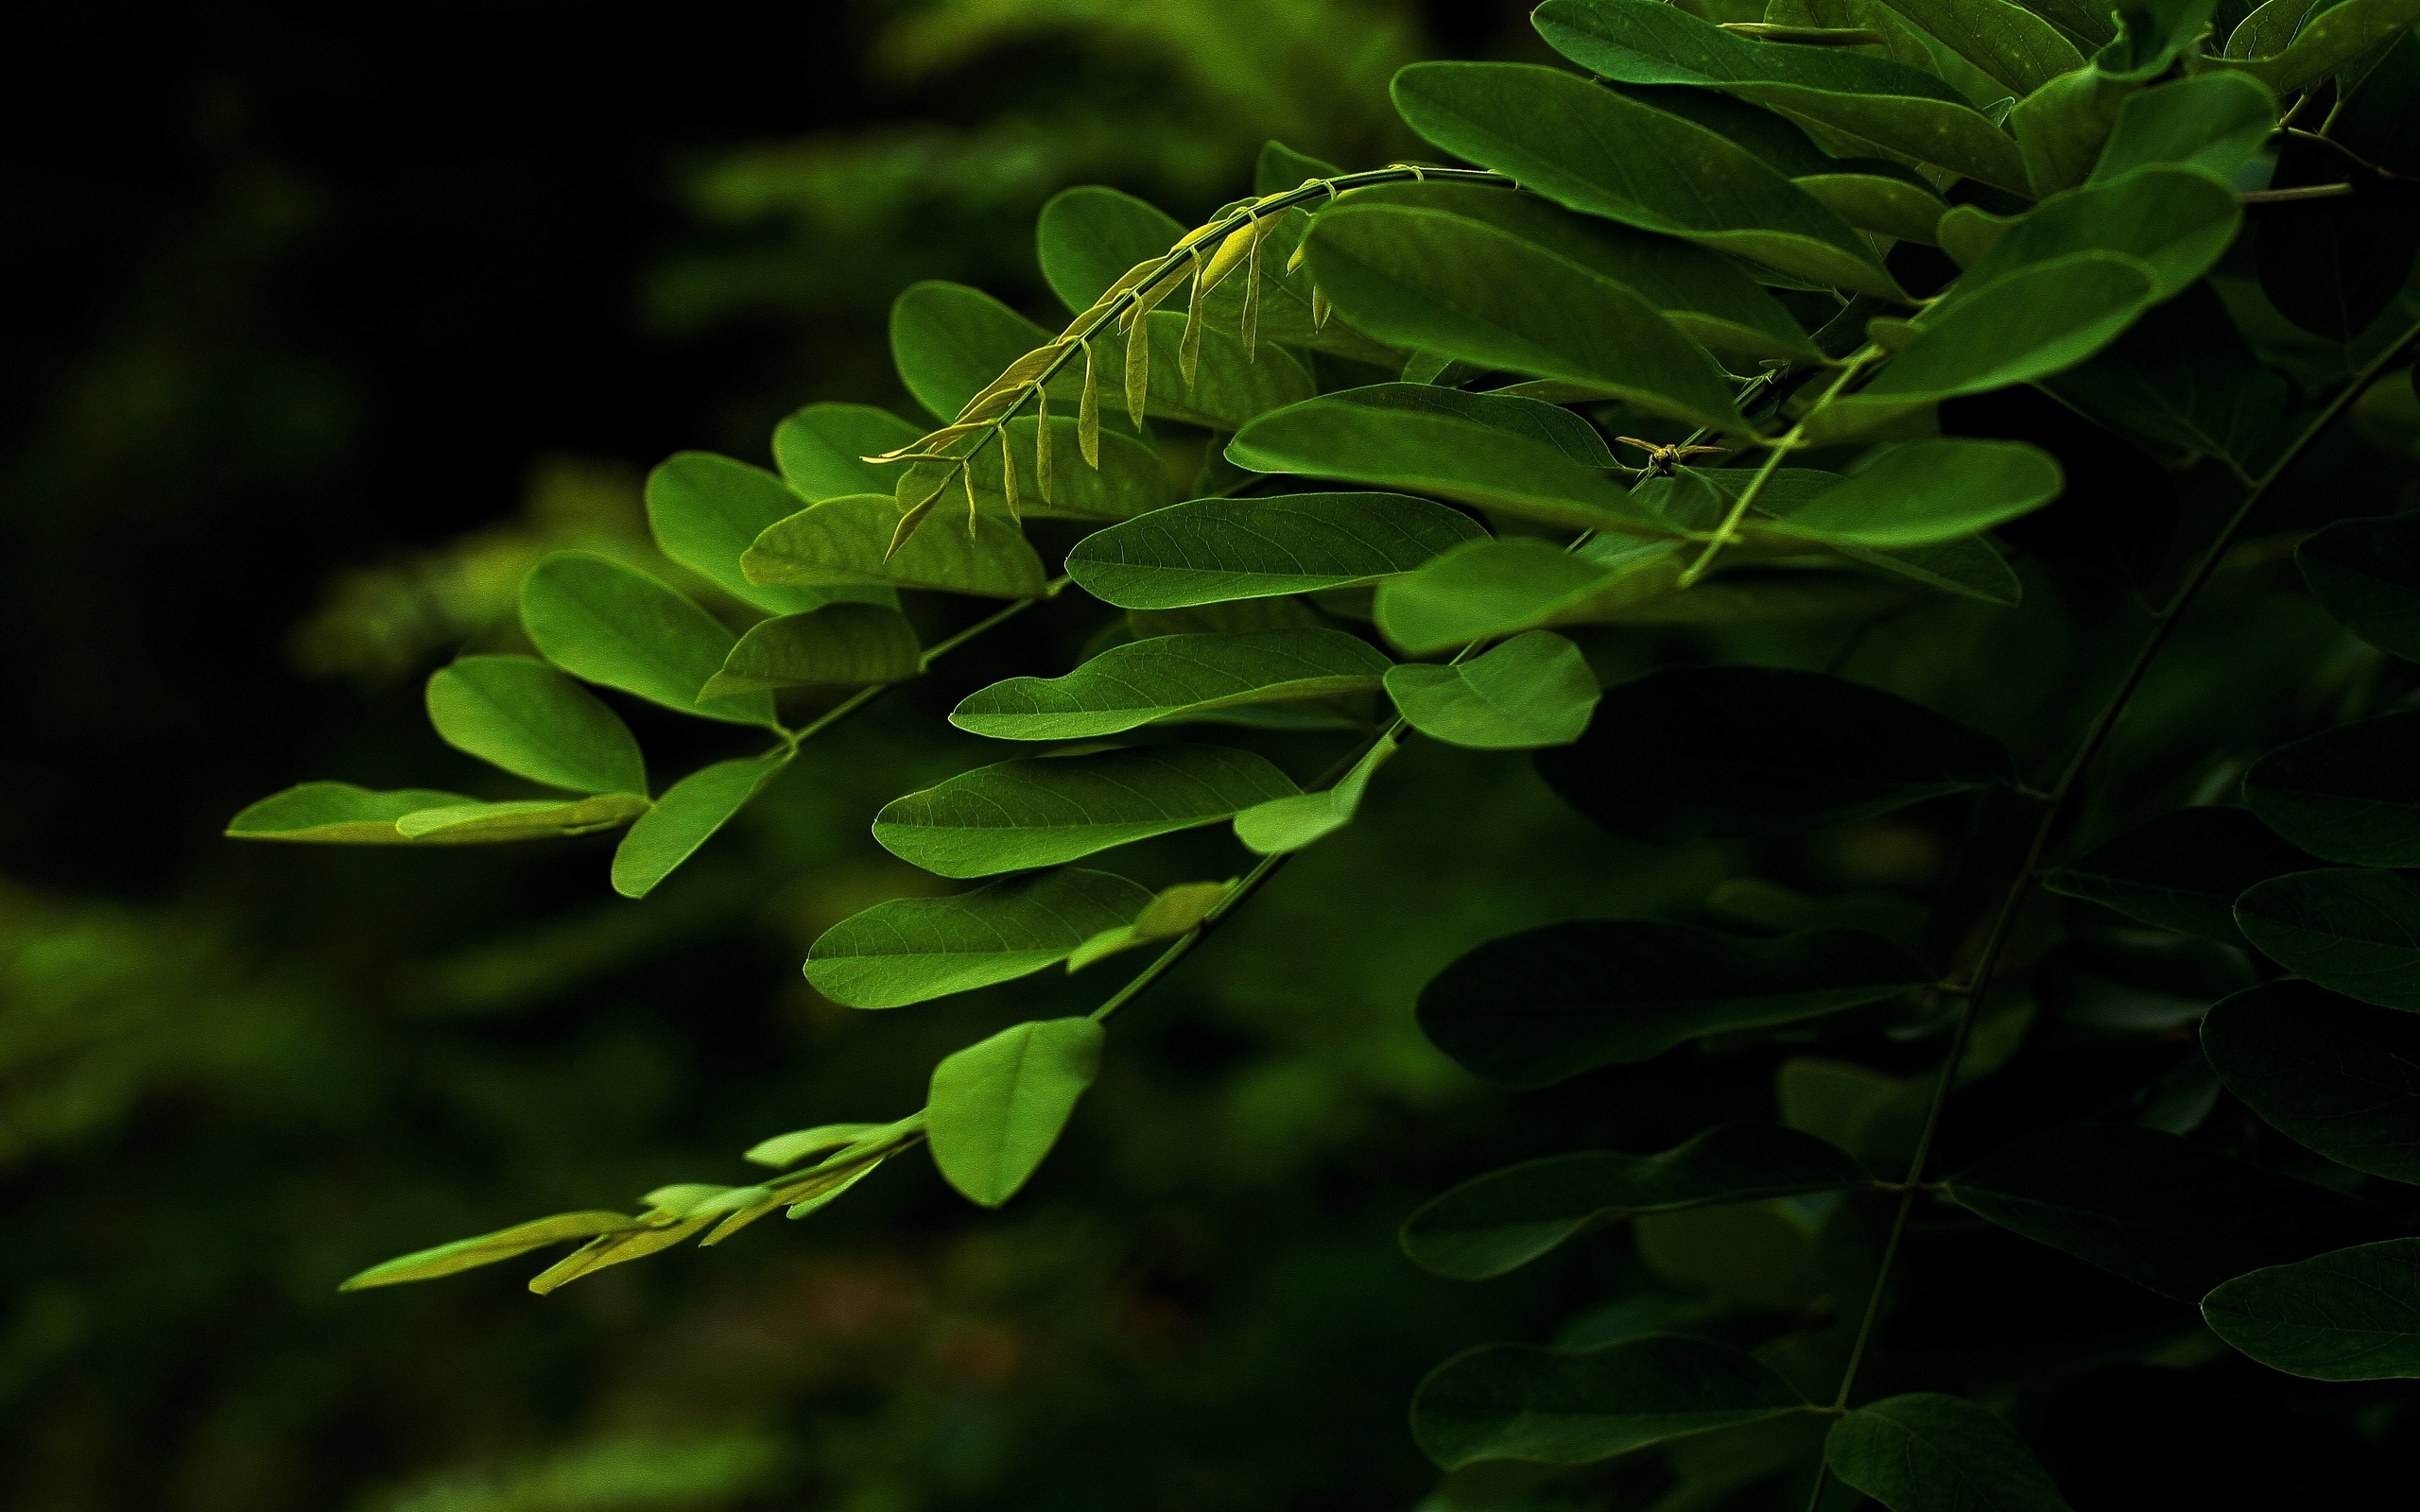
[1945,1124,2396,1301]
[1374,537,1685,655]
[805,868,1157,1008]
[1227,386,1665,535]
[742,1122,893,1169]
[2211,0,2420,93]
[1384,631,1599,749]
[2236,868,2420,1011]
[1401,1124,1872,1280]
[1417,919,1932,1086]
[1064,490,1487,610]
[1791,173,1948,245]
[227,782,478,845]
[1810,253,2159,441]
[645,451,841,616]
[1303,203,1747,433]
[1257,139,1342,195]
[915,416,1173,524]
[744,495,1049,600]
[1347,180,1820,363]
[890,281,1073,424]
[2204,1238,2420,1379]
[1824,1394,2073,1512]
[2041,806,2319,944]
[1064,879,1229,971]
[951,628,1390,741]
[770,403,920,501]
[2037,281,2288,472]
[1756,439,2062,547]
[2244,713,2420,867]
[1876,0,2087,94]
[424,655,648,796]
[873,744,1301,879]
[1410,1334,1810,1470]
[1088,311,1320,431]
[1955,166,2244,305]
[527,1213,717,1295]
[338,1211,642,1291]
[702,603,922,699]
[1391,60,1903,298]
[391,794,651,842]
[609,752,790,900]
[1233,733,1397,854]
[927,1017,1106,1207]
[520,552,776,727]
[2090,72,2278,183]
[1534,0,2034,193]
[1843,534,2024,605]
[2202,979,2420,1183]
[2300,513,2420,660]
[1037,185,1185,314]
[1535,666,2013,841]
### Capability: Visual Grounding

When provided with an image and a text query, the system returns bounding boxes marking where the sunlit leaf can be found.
[1088,312,1318,430]
[1535,666,2013,840]
[952,628,1390,741]
[645,451,864,617]
[1402,1124,1871,1280]
[1945,1124,2396,1301]
[702,603,922,699]
[1756,439,2063,547]
[227,782,479,845]
[742,1122,893,1170]
[805,868,1157,1008]
[873,744,1300,878]
[1064,879,1229,971]
[927,1017,1106,1207]
[1954,166,2243,304]
[2042,806,2318,944]
[770,404,918,501]
[610,752,790,899]
[890,281,1082,424]
[1418,919,1931,1086]
[520,552,776,727]
[392,794,651,842]
[744,495,1049,600]
[338,1211,642,1291]
[1233,733,1397,854]
[424,654,648,796]
[2236,868,2420,1011]
[1384,631,1599,749]
[1825,1394,2073,1512]
[2204,1238,2420,1379]
[2090,72,2277,183]
[2202,979,2420,1183]
[1410,1334,1810,1469]
[1065,490,1487,609]
[2244,713,2420,867]
[1374,537,1684,655]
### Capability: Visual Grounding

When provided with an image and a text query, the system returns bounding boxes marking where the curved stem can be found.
[1679,347,1878,588]
[1806,318,2420,1501]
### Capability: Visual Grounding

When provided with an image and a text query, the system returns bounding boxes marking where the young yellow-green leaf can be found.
[2041,807,2319,945]
[927,1017,1106,1207]
[338,1211,642,1291]
[771,403,921,501]
[908,416,1171,524]
[520,552,777,727]
[1952,165,2244,305]
[1233,732,1398,854]
[1809,253,2158,441]
[1825,1394,2074,1512]
[951,628,1390,741]
[1756,438,2063,547]
[1390,60,1903,298]
[2090,72,2277,183]
[742,1122,895,1169]
[805,868,1156,1008]
[1410,1334,1810,1469]
[701,603,922,699]
[527,1212,717,1296]
[1418,920,1932,1086]
[2204,1238,2420,1380]
[1065,879,1229,971]
[2301,514,2420,661]
[1086,311,1317,431]
[644,451,841,616]
[1535,666,2013,841]
[1038,185,1187,314]
[890,281,1080,424]
[609,752,791,899]
[1401,1124,1872,1280]
[2236,868,2420,1011]
[744,495,1049,600]
[1945,1124,2397,1301]
[392,793,651,842]
[1791,173,1948,245]
[1530,0,2032,194]
[227,782,479,844]
[1303,203,1747,433]
[873,744,1300,879]
[1065,491,1487,609]
[1227,386,1666,535]
[424,655,648,796]
[1345,180,1820,362]
[1384,631,1599,749]
[1374,537,1684,654]
[2211,0,2420,94]
[2244,713,2420,867]
[2202,980,2420,1183]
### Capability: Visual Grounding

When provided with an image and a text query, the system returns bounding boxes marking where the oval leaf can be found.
[645,451,838,615]
[2245,713,2420,867]
[424,655,647,797]
[1374,537,1684,655]
[2203,1238,2420,1380]
[1757,439,2063,547]
[2300,513,2420,661]
[1384,630,1600,749]
[873,744,1301,879]
[927,1017,1106,1207]
[703,602,923,699]
[228,782,479,845]
[2042,806,2320,945]
[392,793,650,842]
[609,752,790,899]
[1066,491,1487,609]
[2237,868,2420,1011]
[952,628,1391,741]
[520,551,776,727]
[744,495,1049,600]
[2202,979,2420,1183]
[771,403,920,502]
[805,868,1157,1008]
[1824,1394,2073,1512]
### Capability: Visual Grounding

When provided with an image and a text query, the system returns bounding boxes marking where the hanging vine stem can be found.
[1800,314,2420,1510]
